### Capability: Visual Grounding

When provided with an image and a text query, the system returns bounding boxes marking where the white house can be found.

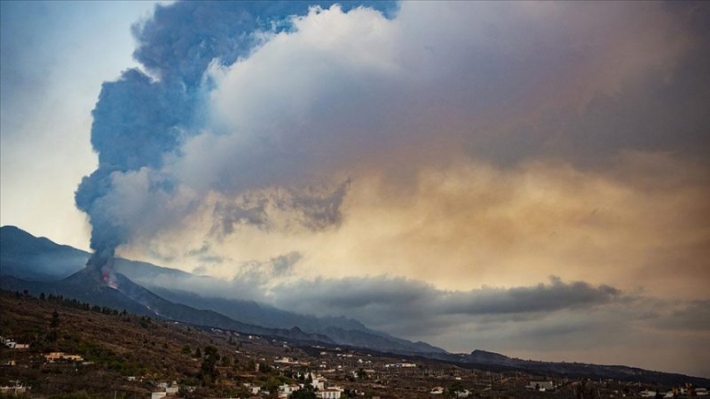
[310,375,326,391]
[527,381,555,391]
[0,381,27,395]
[243,383,261,395]
[151,392,167,399]
[430,386,445,395]
[317,387,343,399]
[278,383,301,396]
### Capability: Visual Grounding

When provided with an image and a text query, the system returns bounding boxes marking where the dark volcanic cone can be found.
[86,250,118,289]
[60,267,153,316]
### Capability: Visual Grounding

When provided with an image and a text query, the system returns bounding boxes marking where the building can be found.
[2,339,29,350]
[278,383,302,396]
[0,381,27,395]
[430,386,445,395]
[527,381,555,391]
[317,387,343,399]
[44,352,84,362]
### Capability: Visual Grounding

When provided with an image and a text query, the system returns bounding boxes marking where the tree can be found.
[449,381,465,398]
[199,345,221,384]
[50,310,60,329]
[48,310,60,342]
[258,362,272,374]
[290,387,316,399]
[247,359,256,372]
[357,368,367,379]
[575,379,597,399]
[194,347,202,358]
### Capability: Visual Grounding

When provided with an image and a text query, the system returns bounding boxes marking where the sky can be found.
[1,1,709,377]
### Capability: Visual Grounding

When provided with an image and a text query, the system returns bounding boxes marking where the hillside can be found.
[0,290,274,397]
[3,290,708,399]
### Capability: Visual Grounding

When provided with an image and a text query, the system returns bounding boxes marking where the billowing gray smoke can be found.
[75,1,396,277]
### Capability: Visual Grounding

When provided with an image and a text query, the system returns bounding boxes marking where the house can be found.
[697,388,709,396]
[309,374,327,391]
[430,386,445,395]
[640,390,656,398]
[243,383,261,395]
[3,340,29,350]
[317,387,343,399]
[44,352,84,362]
[151,392,167,399]
[278,383,301,396]
[0,381,28,395]
[527,381,555,391]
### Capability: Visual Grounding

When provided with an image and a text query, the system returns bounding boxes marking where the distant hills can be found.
[2,225,708,386]
[446,350,710,387]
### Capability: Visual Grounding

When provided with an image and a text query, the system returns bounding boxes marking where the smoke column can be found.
[74,1,396,282]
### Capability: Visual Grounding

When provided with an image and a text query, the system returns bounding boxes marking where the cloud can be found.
[270,275,621,334]
[190,1,695,194]
[131,250,303,302]
[209,179,351,236]
[262,274,707,375]
[121,152,710,306]
[648,300,710,332]
[76,1,705,265]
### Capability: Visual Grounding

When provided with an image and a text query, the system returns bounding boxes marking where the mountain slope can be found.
[0,225,372,332]
[0,225,88,280]
[0,225,445,354]
[1,269,336,345]
[149,287,445,354]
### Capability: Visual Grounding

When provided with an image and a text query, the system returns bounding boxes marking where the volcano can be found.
[1,263,336,344]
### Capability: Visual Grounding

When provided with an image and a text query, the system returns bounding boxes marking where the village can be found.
[2,322,709,399]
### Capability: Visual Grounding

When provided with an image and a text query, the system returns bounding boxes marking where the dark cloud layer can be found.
[272,276,622,334]
[210,180,350,236]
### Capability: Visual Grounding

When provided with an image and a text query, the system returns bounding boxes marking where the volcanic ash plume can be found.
[73,1,394,281]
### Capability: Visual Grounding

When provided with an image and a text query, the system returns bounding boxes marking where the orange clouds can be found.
[121,152,710,303]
